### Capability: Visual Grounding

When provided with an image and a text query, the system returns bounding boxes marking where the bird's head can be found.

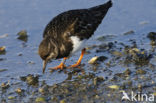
[38,37,58,73]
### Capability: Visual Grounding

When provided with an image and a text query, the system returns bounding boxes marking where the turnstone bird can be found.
[38,0,112,73]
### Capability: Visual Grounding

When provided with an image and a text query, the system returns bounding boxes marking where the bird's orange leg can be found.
[49,57,67,70]
[69,48,86,68]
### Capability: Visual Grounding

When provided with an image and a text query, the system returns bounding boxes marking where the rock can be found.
[138,84,142,90]
[25,74,39,86]
[93,76,104,85]
[97,56,108,61]
[97,42,114,51]
[108,85,119,90]
[38,85,49,94]
[95,95,100,99]
[17,52,23,56]
[123,30,135,35]
[112,51,123,57]
[15,88,23,94]
[39,88,44,94]
[60,100,66,103]
[124,47,152,66]
[0,46,6,55]
[147,32,156,41]
[0,58,7,61]
[85,45,97,50]
[20,76,27,81]
[51,96,58,102]
[136,69,146,74]
[0,69,8,72]
[27,61,35,64]
[17,30,28,42]
[129,48,140,55]
[0,34,8,38]
[123,68,131,76]
[139,21,149,25]
[150,40,156,46]
[88,56,98,64]
[97,35,115,41]
[8,96,16,100]
[35,97,46,102]
[1,81,10,89]
[88,56,107,64]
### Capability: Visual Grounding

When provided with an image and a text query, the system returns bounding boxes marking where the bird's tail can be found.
[90,0,112,12]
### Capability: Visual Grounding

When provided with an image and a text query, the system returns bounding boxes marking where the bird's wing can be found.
[43,0,112,40]
[43,9,100,40]
[62,18,78,38]
[62,10,100,40]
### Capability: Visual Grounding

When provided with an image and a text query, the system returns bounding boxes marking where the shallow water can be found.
[0,0,156,102]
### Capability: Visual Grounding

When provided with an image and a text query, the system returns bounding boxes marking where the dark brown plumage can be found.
[38,0,112,73]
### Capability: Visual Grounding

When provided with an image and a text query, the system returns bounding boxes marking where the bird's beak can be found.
[42,60,47,74]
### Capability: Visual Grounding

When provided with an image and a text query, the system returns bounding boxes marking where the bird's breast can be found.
[70,36,86,55]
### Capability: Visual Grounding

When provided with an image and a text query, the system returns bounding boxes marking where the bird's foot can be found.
[68,48,85,68]
[68,62,81,68]
[49,63,66,70]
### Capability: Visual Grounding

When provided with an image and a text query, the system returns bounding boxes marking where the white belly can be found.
[70,36,86,55]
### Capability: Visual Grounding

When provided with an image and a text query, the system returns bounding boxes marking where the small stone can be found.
[97,56,108,61]
[8,96,16,100]
[93,77,104,85]
[0,69,8,72]
[138,84,142,90]
[147,32,156,41]
[129,48,140,54]
[136,69,146,74]
[151,81,155,84]
[35,97,46,102]
[51,96,58,102]
[0,34,8,38]
[17,30,28,42]
[97,35,115,41]
[0,58,7,61]
[15,88,22,93]
[1,81,10,89]
[150,40,156,46]
[0,46,6,55]
[17,52,23,56]
[20,76,27,81]
[127,81,132,86]
[60,100,66,103]
[107,94,111,97]
[95,95,100,99]
[39,88,44,94]
[108,85,119,90]
[27,61,35,64]
[112,51,123,57]
[123,30,135,35]
[26,74,39,85]
[123,68,131,76]
[88,56,98,64]
[139,21,149,25]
